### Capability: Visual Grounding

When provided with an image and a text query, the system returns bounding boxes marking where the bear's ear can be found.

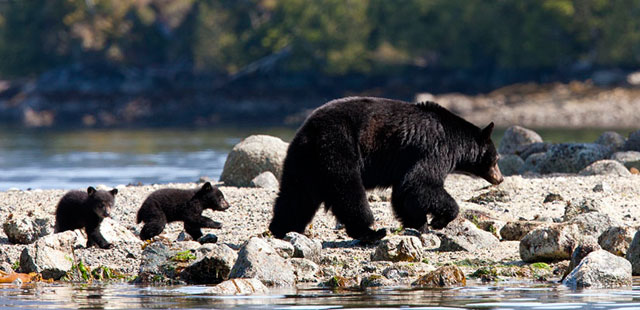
[201,182,213,192]
[110,188,118,196]
[87,186,96,196]
[480,122,494,141]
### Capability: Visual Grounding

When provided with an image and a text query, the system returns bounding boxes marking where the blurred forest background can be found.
[0,0,639,128]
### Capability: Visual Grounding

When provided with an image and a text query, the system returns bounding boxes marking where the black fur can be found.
[136,182,230,241]
[269,97,503,242]
[55,187,118,249]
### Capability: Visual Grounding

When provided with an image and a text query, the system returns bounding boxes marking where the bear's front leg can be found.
[85,224,113,249]
[183,221,204,240]
[185,214,222,229]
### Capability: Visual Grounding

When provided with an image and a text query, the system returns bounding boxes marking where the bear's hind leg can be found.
[393,185,459,231]
[140,214,167,240]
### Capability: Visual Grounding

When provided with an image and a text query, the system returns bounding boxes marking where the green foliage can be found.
[11,260,19,271]
[171,250,196,262]
[530,262,551,270]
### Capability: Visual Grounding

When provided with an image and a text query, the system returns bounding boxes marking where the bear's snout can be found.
[218,199,231,211]
[485,163,504,185]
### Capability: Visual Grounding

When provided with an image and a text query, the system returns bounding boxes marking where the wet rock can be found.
[220,135,288,187]
[135,241,176,284]
[324,275,358,288]
[568,212,621,239]
[372,236,423,262]
[563,250,632,289]
[265,238,295,258]
[180,244,237,284]
[598,226,634,257]
[500,221,543,241]
[284,232,322,263]
[412,265,466,288]
[623,130,640,151]
[498,155,524,176]
[3,212,53,244]
[290,258,320,283]
[437,219,500,252]
[229,237,295,287]
[197,233,218,244]
[564,198,602,220]
[521,152,546,173]
[382,266,410,280]
[595,131,626,153]
[625,231,640,275]
[19,230,86,280]
[360,274,394,288]
[204,278,268,295]
[515,142,552,160]
[519,223,581,262]
[537,143,611,174]
[498,126,543,155]
[578,160,631,176]
[565,237,601,280]
[249,171,279,189]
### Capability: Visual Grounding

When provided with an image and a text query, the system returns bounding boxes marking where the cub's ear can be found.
[480,122,495,141]
[87,186,96,196]
[110,188,118,196]
[202,182,213,192]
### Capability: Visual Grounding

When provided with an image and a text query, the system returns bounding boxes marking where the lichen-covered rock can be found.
[249,171,280,189]
[360,274,394,288]
[519,224,581,262]
[578,160,631,176]
[562,250,632,289]
[19,230,86,280]
[220,135,288,187]
[498,155,525,176]
[595,131,626,153]
[521,152,546,173]
[598,226,635,257]
[412,265,466,288]
[498,126,543,155]
[515,142,552,160]
[500,221,543,241]
[180,243,237,284]
[3,212,53,244]
[204,278,268,295]
[135,241,177,284]
[625,230,640,275]
[372,236,423,262]
[290,258,320,283]
[284,232,322,263]
[437,219,500,252]
[537,143,611,174]
[623,130,640,151]
[229,237,295,287]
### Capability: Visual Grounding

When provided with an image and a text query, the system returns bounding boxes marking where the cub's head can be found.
[87,186,118,219]
[190,182,231,211]
[470,122,503,185]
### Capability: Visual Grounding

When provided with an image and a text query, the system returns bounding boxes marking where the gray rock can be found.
[220,135,288,187]
[595,131,626,153]
[564,198,603,220]
[591,69,626,86]
[265,238,295,258]
[203,278,268,295]
[563,250,632,288]
[250,171,280,189]
[180,243,237,284]
[290,258,320,283]
[3,212,53,244]
[521,152,546,173]
[19,230,86,280]
[623,130,640,151]
[565,237,601,280]
[420,233,441,249]
[136,241,176,284]
[537,143,611,174]
[229,237,295,287]
[515,142,552,160]
[578,160,631,176]
[592,182,612,193]
[500,221,543,241]
[371,236,423,262]
[437,219,500,252]
[519,224,582,262]
[197,233,218,244]
[360,274,395,288]
[498,155,525,176]
[284,232,322,263]
[625,230,640,275]
[412,265,466,288]
[498,126,543,155]
[598,226,635,257]
[100,218,143,246]
[568,212,621,238]
[611,151,640,163]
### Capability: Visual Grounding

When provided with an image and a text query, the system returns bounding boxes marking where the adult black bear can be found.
[269,97,503,242]
[136,182,230,241]
[55,187,118,249]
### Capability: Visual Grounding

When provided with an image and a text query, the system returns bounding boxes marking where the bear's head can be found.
[467,122,504,185]
[87,186,118,218]
[190,182,231,211]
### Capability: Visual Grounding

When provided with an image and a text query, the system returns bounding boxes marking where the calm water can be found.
[0,281,639,309]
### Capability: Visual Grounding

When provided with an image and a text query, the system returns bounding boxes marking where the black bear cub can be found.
[55,186,118,249]
[269,97,503,242]
[136,182,230,241]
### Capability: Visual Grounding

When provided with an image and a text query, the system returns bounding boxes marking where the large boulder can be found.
[497,155,524,176]
[563,237,601,280]
[498,126,543,155]
[623,130,640,151]
[19,230,86,280]
[180,244,238,284]
[371,236,423,262]
[598,226,635,257]
[220,135,288,187]
[562,250,632,289]
[537,143,611,174]
[578,160,631,176]
[229,237,295,287]
[626,230,640,275]
[519,224,582,262]
[515,142,552,160]
[437,219,500,252]
[595,131,626,153]
[3,212,53,244]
